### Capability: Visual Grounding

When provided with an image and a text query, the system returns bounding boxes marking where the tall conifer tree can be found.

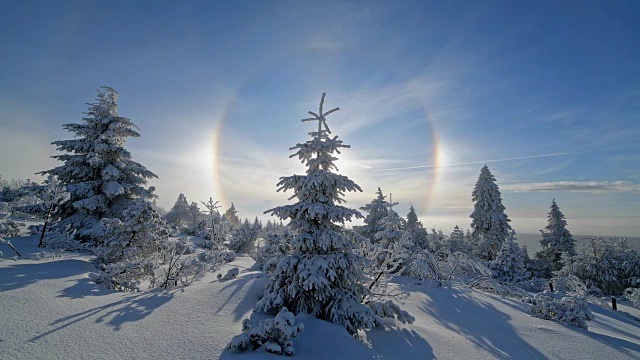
[41,87,157,240]
[359,187,393,242]
[257,94,412,334]
[537,199,576,271]
[470,165,511,261]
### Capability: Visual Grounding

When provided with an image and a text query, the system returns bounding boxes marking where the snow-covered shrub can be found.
[357,187,392,242]
[552,273,588,296]
[93,200,170,291]
[218,267,239,281]
[34,250,63,261]
[562,237,640,295]
[13,175,70,247]
[624,288,640,307]
[517,277,551,293]
[467,276,529,300]
[528,291,592,329]
[157,238,235,289]
[366,300,415,324]
[227,307,304,356]
[426,228,448,253]
[406,247,441,281]
[93,258,157,292]
[0,220,23,237]
[403,246,490,287]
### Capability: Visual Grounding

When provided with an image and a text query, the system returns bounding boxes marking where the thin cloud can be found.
[502,181,640,193]
[373,150,608,172]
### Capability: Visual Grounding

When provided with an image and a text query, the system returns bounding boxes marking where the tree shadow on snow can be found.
[57,277,113,298]
[361,325,435,359]
[587,305,640,357]
[0,259,95,292]
[418,286,548,359]
[30,288,174,342]
[214,273,267,322]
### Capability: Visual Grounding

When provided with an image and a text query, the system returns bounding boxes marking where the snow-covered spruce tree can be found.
[358,187,393,242]
[257,93,412,335]
[224,202,241,228]
[188,202,201,227]
[165,193,190,227]
[405,205,429,249]
[470,165,511,261]
[489,230,530,283]
[229,218,256,254]
[448,225,470,254]
[372,203,408,272]
[536,199,576,273]
[40,87,157,242]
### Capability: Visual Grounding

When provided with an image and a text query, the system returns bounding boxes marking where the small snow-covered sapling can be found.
[220,267,239,281]
[227,307,304,356]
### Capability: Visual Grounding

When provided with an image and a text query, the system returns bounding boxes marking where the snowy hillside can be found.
[2,234,639,360]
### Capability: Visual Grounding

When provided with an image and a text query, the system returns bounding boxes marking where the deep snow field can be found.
[1,232,640,360]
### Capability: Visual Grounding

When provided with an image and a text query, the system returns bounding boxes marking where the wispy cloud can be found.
[503,181,640,193]
[373,149,610,172]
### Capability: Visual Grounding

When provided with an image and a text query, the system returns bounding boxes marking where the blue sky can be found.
[1,0,639,236]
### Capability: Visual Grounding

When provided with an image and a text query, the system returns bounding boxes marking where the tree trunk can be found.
[39,204,54,247]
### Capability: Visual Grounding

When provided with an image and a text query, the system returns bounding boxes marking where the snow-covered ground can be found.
[1,234,639,360]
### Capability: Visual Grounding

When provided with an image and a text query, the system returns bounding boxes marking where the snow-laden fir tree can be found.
[372,203,408,271]
[358,187,393,242]
[40,87,157,241]
[165,193,190,226]
[257,93,412,335]
[374,204,406,248]
[448,225,470,254]
[188,202,201,227]
[489,230,530,283]
[405,205,429,249]
[252,217,263,240]
[229,218,256,254]
[224,202,241,228]
[470,165,511,261]
[536,199,576,272]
